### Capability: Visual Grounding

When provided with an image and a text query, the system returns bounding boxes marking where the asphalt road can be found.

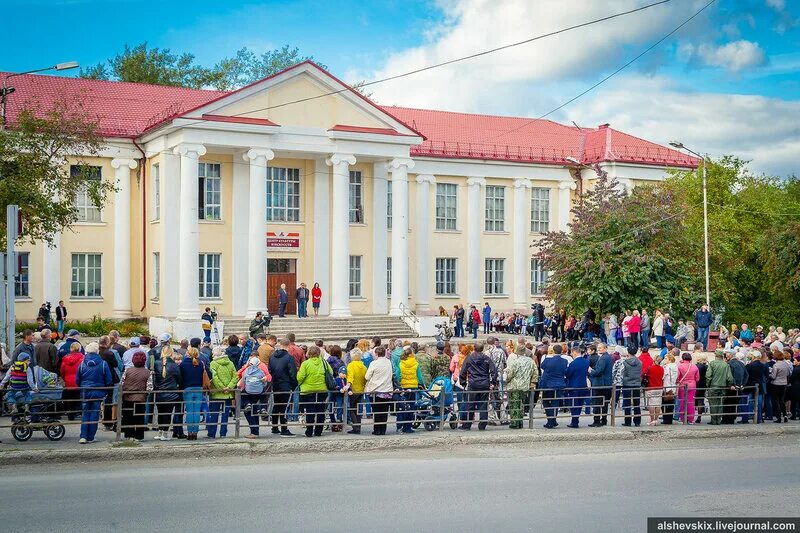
[1,435,798,532]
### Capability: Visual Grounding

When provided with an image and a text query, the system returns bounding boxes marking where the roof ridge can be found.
[0,71,227,95]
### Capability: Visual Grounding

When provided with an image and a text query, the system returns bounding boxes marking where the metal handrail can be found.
[398,302,419,325]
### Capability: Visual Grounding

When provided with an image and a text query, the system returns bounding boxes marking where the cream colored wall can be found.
[348,162,374,315]
[14,243,44,321]
[214,75,387,130]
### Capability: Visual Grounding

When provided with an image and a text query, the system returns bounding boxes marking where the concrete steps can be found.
[220,315,417,341]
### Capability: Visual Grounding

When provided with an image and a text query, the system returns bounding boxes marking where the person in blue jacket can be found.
[482,303,492,335]
[588,342,614,427]
[565,346,591,428]
[75,342,113,444]
[539,347,568,429]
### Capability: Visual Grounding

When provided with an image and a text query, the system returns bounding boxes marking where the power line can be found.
[491,0,717,142]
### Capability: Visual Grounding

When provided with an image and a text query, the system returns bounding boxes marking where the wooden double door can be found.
[267,259,297,315]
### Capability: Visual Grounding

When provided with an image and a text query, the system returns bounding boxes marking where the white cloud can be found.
[693,40,767,72]
[766,0,785,11]
[566,76,800,177]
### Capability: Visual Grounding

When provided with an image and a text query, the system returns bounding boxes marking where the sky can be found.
[3,0,799,176]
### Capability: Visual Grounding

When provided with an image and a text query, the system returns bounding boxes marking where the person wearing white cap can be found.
[122,337,142,369]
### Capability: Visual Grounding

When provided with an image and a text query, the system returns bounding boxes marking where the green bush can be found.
[15,315,147,338]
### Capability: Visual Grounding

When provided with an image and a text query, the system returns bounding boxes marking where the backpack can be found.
[243,364,266,395]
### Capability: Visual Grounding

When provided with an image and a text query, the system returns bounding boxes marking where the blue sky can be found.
[4,0,799,175]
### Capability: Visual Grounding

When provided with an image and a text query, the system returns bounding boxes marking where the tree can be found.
[210,45,326,91]
[0,96,113,247]
[535,174,702,318]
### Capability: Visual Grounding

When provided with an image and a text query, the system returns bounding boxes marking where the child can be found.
[1,353,36,411]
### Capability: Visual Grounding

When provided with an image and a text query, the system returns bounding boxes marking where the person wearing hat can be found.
[122,337,143,369]
[429,341,451,382]
[1,352,37,410]
[76,342,113,444]
[57,329,84,365]
[505,343,534,429]
[705,349,733,425]
[120,350,151,441]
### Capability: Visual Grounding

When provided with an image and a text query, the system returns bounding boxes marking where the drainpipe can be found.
[132,138,147,313]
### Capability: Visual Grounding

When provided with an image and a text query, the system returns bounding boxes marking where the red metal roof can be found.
[1,69,697,168]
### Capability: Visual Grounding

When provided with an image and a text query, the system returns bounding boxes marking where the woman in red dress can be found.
[311,283,322,317]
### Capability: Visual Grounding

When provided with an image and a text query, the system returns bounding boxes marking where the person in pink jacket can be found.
[676,352,700,424]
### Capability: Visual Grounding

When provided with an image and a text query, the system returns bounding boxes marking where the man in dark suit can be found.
[588,342,614,426]
[295,283,310,318]
[278,283,289,317]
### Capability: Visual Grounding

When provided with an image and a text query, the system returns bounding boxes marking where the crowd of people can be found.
[2,311,799,444]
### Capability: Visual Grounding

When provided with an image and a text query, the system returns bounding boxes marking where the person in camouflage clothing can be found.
[429,342,452,381]
[505,344,534,429]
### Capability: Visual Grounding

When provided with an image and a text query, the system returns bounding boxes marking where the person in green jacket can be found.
[207,347,238,438]
[706,349,733,425]
[296,345,331,437]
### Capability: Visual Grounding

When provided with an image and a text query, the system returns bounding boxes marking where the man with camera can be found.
[249,311,271,338]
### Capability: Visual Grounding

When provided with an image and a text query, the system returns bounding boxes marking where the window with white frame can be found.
[435,258,457,296]
[484,258,505,295]
[71,165,102,223]
[349,255,362,298]
[435,183,457,230]
[485,185,505,231]
[531,188,550,233]
[15,252,29,298]
[198,162,221,220]
[386,257,392,296]
[387,180,392,230]
[71,253,102,298]
[349,170,364,223]
[531,258,549,295]
[266,167,301,222]
[151,163,160,221]
[198,253,221,299]
[152,252,160,301]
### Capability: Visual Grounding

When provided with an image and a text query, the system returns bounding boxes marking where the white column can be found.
[111,158,138,318]
[231,153,249,317]
[415,174,435,313]
[372,162,389,315]
[174,143,206,320]
[42,233,60,306]
[326,153,356,317]
[313,159,331,316]
[558,180,577,232]
[466,176,486,307]
[513,178,532,310]
[244,148,275,316]
[161,152,180,318]
[388,158,414,316]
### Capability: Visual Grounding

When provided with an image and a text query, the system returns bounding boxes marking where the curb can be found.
[1,425,796,465]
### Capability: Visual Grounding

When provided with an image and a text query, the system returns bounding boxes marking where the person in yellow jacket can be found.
[394,346,424,434]
[345,349,368,434]
[207,347,238,438]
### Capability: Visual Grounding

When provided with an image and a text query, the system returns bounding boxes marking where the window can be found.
[435,258,457,296]
[266,167,301,222]
[435,183,457,230]
[485,185,505,231]
[197,163,221,220]
[198,253,221,299]
[152,163,160,221]
[152,252,160,300]
[71,253,102,298]
[531,258,549,295]
[386,257,392,296]
[531,188,550,233]
[15,252,29,298]
[349,255,362,297]
[387,180,392,230]
[71,165,102,223]
[349,170,364,223]
[484,258,505,295]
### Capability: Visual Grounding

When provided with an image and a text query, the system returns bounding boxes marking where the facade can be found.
[5,62,697,322]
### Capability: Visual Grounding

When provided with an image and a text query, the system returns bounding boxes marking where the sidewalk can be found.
[1,418,796,464]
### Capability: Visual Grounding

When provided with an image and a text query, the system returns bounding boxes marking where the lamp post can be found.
[669,141,710,308]
[1,61,79,130]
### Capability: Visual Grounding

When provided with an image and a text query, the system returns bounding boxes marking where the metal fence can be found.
[0,383,765,442]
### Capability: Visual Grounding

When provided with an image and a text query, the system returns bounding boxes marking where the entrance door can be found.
[267,258,297,315]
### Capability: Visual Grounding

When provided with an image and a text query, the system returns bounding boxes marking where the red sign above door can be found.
[267,231,300,249]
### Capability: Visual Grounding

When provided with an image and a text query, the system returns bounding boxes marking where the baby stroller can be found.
[10,367,66,442]
[412,376,458,431]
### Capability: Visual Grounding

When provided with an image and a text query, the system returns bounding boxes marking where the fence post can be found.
[234,388,241,439]
[115,386,123,442]
[439,389,446,431]
[609,385,617,427]
[527,389,535,429]
[341,391,348,433]
[754,384,760,425]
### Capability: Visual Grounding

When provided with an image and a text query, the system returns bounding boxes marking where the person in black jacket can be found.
[268,339,298,437]
[744,352,767,423]
[153,346,184,440]
[458,342,498,431]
